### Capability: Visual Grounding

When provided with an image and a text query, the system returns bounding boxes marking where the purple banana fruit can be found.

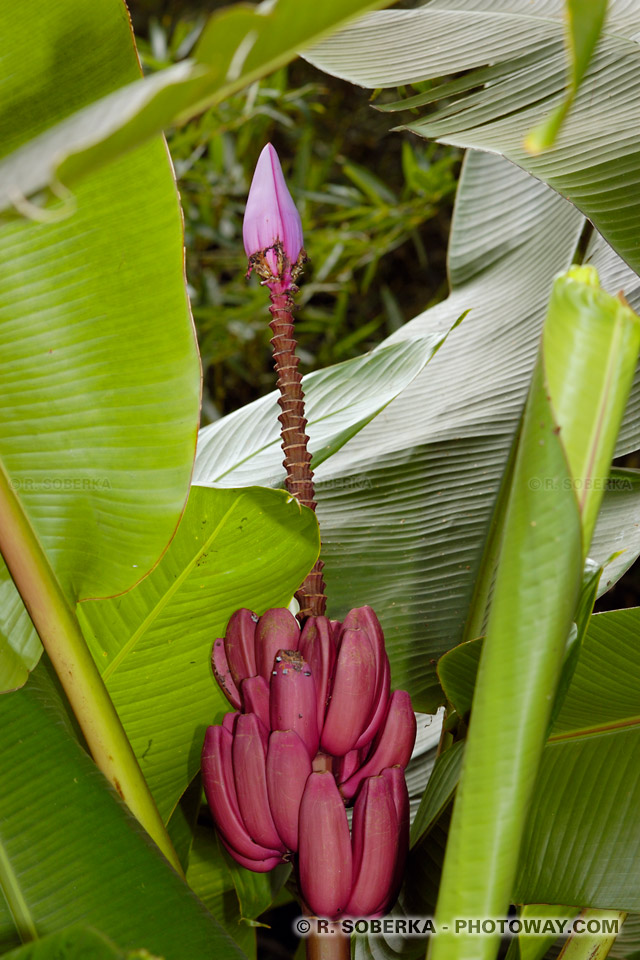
[353,654,390,751]
[345,774,398,918]
[299,616,337,731]
[270,650,319,758]
[341,606,384,648]
[232,714,285,853]
[342,607,391,750]
[266,729,312,851]
[212,637,241,709]
[222,711,239,736]
[321,628,377,756]
[219,835,283,873]
[379,766,410,911]
[255,607,300,682]
[240,675,271,732]
[340,691,416,801]
[335,748,364,784]
[224,608,258,687]
[201,725,281,861]
[298,771,353,918]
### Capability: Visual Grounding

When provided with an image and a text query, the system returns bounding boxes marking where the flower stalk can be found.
[202,145,417,960]
[243,143,326,617]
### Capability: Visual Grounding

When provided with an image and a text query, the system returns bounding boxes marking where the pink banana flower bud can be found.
[340,691,417,801]
[298,771,353,918]
[243,143,305,293]
[345,774,398,918]
[270,650,320,759]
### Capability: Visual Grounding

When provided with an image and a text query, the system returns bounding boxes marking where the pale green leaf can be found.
[194,335,456,488]
[514,608,640,907]
[305,1,640,277]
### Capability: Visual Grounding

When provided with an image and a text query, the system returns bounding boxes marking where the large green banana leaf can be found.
[77,485,319,821]
[2,927,127,960]
[304,0,640,277]
[0,0,394,212]
[0,0,201,689]
[0,664,243,960]
[515,606,640,909]
[195,149,640,712]
[404,606,640,956]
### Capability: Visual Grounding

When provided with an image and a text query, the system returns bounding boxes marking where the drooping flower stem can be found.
[269,288,326,618]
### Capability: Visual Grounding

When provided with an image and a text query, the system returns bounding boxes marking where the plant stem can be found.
[557,909,626,960]
[269,288,326,617]
[0,463,184,878]
[305,924,350,960]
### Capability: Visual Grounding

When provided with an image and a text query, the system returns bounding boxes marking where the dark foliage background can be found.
[130,0,459,422]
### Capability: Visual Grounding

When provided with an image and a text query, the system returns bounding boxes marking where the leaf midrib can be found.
[548,714,640,743]
[102,497,239,682]
[0,833,38,944]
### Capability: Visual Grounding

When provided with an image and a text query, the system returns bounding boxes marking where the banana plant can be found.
[2,3,640,960]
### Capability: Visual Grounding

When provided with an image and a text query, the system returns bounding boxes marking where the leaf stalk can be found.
[0,463,184,877]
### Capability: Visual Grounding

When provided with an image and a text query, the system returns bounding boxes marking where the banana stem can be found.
[305,925,350,960]
[269,288,326,617]
[0,463,184,877]
[557,909,626,960]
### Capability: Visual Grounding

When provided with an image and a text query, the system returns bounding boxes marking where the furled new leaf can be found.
[431,268,640,960]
